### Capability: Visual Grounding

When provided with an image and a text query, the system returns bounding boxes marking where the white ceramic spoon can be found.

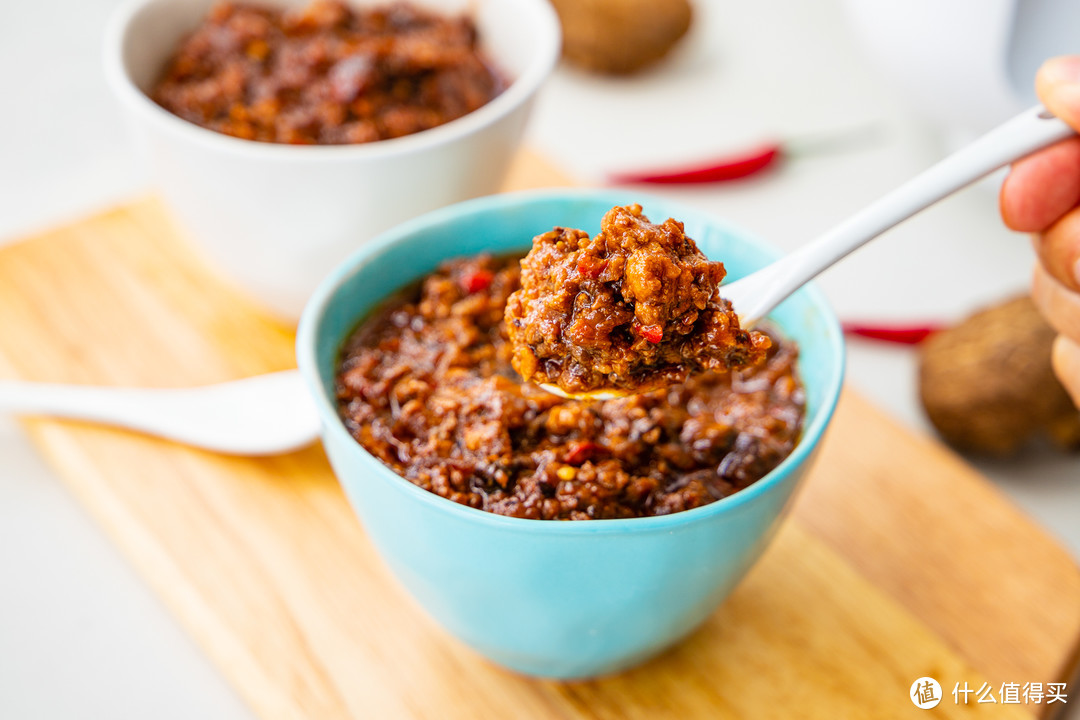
[723,104,1075,325]
[540,104,1076,400]
[0,370,319,455]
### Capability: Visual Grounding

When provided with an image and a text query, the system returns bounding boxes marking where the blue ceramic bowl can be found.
[296,189,845,679]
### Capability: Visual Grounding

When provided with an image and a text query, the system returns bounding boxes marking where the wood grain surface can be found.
[0,152,1077,719]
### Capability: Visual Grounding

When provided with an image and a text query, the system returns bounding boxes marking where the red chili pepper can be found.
[566,441,605,465]
[577,258,608,278]
[638,324,664,343]
[842,322,945,345]
[460,269,493,294]
[609,124,883,185]
[610,143,782,185]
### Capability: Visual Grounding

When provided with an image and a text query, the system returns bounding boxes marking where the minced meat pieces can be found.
[152,0,504,144]
[335,253,804,520]
[504,204,770,395]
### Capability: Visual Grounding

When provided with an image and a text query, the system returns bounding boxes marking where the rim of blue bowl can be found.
[296,188,846,535]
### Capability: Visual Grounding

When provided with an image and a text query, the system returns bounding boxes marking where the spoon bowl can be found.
[537,383,627,401]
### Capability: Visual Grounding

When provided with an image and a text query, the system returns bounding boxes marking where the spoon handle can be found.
[0,381,157,425]
[0,371,319,455]
[723,105,1076,325]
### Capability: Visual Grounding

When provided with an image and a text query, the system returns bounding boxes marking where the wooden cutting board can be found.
[1,153,1078,719]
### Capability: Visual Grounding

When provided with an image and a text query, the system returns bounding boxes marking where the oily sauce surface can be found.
[153,0,504,144]
[336,254,804,520]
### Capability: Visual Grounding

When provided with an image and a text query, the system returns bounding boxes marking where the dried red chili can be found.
[460,269,494,294]
[610,143,782,185]
[842,322,944,345]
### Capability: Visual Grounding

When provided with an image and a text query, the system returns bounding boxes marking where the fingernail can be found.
[1042,56,1080,86]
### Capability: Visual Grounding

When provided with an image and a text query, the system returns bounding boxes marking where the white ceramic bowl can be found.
[104,0,560,320]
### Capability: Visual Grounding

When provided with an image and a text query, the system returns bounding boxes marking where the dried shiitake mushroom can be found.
[918,295,1080,455]
[550,0,693,74]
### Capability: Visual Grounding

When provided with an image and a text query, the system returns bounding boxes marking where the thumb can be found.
[1036,56,1080,131]
[1052,335,1080,409]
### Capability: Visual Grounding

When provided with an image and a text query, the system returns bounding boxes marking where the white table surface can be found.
[1,1,1076,717]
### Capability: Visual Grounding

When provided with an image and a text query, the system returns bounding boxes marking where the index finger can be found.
[1000,137,1080,233]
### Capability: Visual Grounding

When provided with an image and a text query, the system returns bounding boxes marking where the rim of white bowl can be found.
[103,0,561,161]
[296,188,847,534]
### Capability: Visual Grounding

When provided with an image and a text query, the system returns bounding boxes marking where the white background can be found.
[1,0,1076,717]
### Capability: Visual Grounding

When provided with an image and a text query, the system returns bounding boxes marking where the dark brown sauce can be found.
[152,0,505,145]
[335,253,804,520]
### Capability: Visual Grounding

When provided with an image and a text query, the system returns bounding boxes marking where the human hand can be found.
[1000,56,1080,408]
